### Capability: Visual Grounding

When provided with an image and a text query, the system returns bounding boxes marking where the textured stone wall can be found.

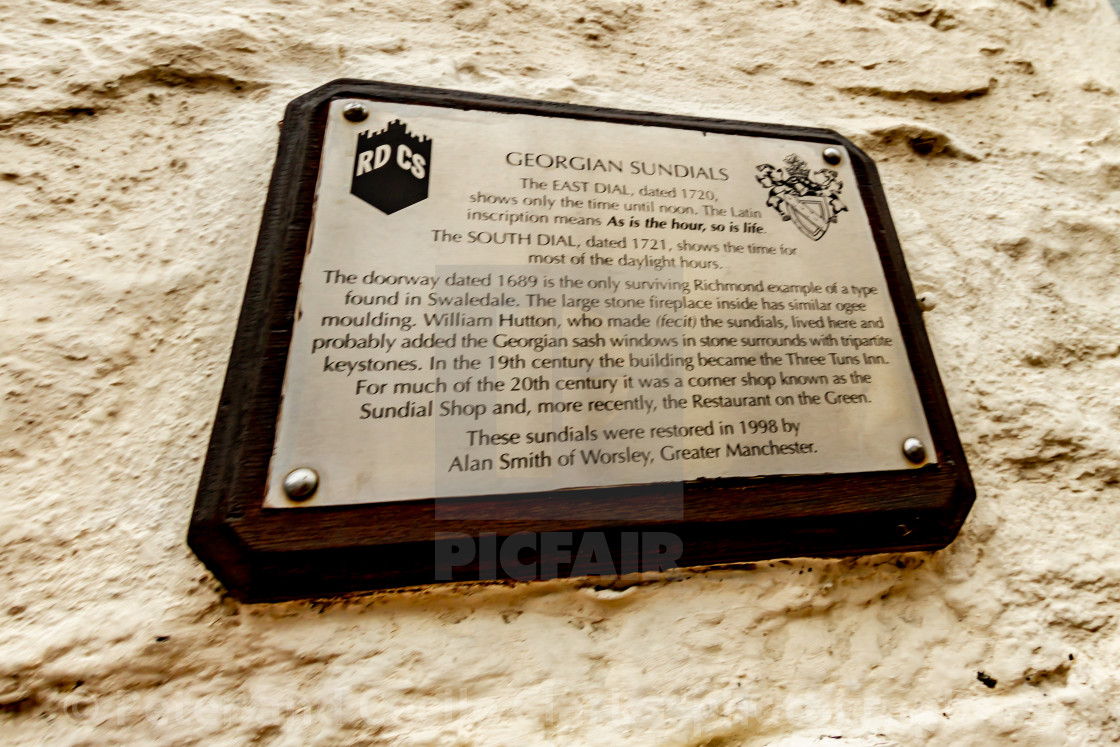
[3,0,1120,743]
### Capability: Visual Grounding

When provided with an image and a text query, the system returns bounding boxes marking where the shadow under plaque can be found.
[189,79,974,602]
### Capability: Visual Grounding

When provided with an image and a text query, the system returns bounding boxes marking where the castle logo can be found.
[351,120,432,215]
[755,154,846,241]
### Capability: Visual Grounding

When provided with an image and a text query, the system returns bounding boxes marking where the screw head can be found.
[823,147,842,165]
[902,438,927,464]
[283,467,319,501]
[342,102,369,123]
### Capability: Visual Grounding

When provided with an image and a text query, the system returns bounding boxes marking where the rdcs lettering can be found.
[355,143,427,179]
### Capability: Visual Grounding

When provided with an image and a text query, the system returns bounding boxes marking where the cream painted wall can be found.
[3,1,1120,743]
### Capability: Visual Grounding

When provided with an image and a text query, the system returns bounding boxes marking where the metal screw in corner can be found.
[823,147,842,165]
[342,102,369,123]
[283,467,319,501]
[902,438,927,465]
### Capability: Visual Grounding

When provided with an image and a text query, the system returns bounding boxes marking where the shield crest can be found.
[756,155,847,241]
[785,194,832,241]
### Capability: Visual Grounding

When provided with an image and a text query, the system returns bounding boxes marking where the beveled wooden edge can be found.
[189,79,975,601]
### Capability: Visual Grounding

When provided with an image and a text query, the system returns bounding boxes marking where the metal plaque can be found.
[266,100,935,508]
[189,80,973,600]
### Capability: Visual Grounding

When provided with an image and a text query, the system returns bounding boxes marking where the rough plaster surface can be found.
[3,0,1120,744]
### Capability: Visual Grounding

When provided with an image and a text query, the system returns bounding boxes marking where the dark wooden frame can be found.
[189,79,974,601]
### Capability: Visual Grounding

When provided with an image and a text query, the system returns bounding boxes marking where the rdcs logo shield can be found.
[351,119,432,215]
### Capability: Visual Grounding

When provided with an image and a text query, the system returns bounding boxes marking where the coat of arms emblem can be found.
[756,154,847,241]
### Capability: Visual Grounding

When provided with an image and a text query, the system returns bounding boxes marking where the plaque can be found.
[190,80,974,600]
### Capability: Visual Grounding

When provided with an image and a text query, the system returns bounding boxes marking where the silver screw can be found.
[342,102,369,123]
[823,147,842,165]
[902,438,926,464]
[283,467,319,501]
